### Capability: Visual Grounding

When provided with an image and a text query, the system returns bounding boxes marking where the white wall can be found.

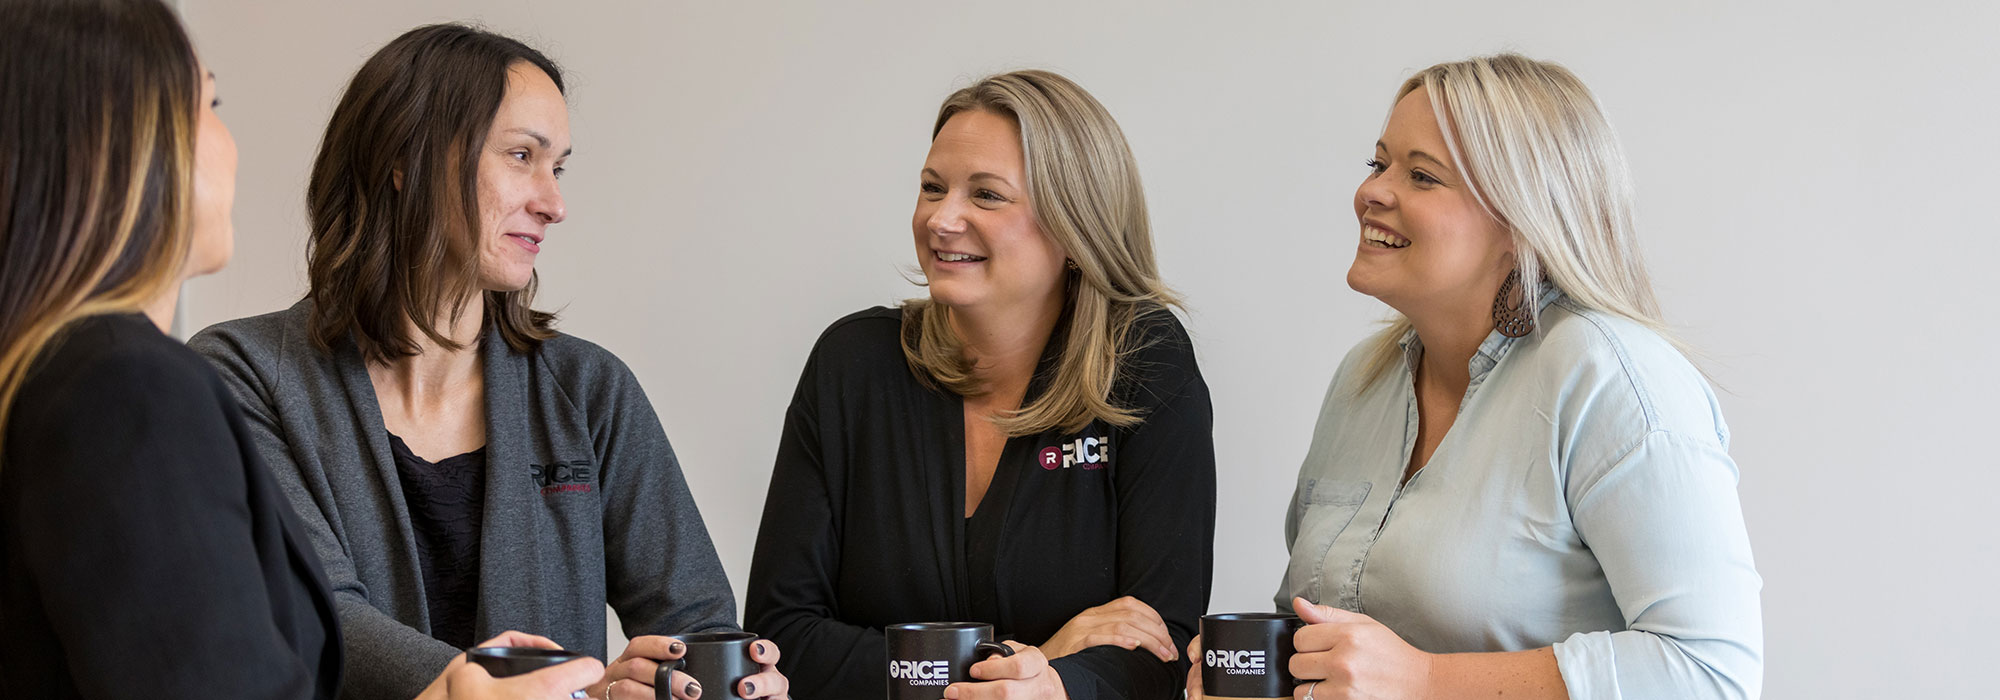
[178,2,1999,697]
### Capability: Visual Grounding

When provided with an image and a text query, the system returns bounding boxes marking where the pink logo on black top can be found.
[1040,436,1110,470]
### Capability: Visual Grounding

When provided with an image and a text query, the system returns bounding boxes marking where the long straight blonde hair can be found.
[1356,53,1680,388]
[0,0,200,458]
[901,70,1181,436]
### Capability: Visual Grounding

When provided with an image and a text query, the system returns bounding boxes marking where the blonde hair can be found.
[901,69,1181,436]
[0,0,200,459]
[1356,53,1680,387]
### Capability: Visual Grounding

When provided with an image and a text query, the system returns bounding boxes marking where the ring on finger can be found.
[602,678,622,700]
[1304,680,1319,700]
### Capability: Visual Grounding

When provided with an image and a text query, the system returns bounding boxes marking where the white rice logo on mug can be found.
[1205,648,1268,675]
[888,660,951,686]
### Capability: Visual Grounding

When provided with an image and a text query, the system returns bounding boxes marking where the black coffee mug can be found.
[884,622,1016,700]
[656,631,760,700]
[467,646,591,678]
[1200,613,1305,700]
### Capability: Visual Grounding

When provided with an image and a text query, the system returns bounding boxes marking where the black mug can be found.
[1200,613,1304,700]
[656,631,760,700]
[884,622,1015,700]
[467,646,591,678]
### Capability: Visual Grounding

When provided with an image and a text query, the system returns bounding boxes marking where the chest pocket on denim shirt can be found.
[1285,478,1372,603]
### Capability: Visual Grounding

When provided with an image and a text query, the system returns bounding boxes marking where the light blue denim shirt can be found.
[1278,293,1762,700]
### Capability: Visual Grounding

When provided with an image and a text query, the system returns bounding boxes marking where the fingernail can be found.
[670,641,686,655]
[754,641,768,655]
[742,681,757,696]
[685,680,701,699]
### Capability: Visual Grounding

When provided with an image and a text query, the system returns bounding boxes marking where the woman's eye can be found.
[1412,170,1441,186]
[552,166,566,179]
[511,151,530,162]
[975,189,1004,202]
[920,183,944,195]
[1364,158,1386,173]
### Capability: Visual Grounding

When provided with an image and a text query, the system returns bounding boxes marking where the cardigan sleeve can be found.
[1551,430,1763,700]
[742,347,888,696]
[1045,372,1216,700]
[6,339,322,699]
[190,327,461,700]
[581,352,739,639]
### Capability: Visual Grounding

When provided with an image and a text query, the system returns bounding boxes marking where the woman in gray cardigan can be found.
[192,25,791,700]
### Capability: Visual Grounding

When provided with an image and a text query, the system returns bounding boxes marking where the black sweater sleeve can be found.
[743,345,886,696]
[1046,370,1217,700]
[2,325,326,698]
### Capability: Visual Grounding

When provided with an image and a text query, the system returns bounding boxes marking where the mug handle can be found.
[974,641,1016,660]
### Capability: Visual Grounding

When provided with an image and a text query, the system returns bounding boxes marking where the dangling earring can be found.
[1492,268,1534,338]
[1065,259,1080,272]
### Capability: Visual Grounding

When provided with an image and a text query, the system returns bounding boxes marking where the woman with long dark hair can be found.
[190,23,790,700]
[0,1,601,697]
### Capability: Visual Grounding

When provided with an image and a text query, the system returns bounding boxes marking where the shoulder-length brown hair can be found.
[901,70,1182,437]
[0,0,200,456]
[305,23,563,363]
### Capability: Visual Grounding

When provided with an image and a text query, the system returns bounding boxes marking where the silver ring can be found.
[1304,680,1319,700]
[602,678,622,700]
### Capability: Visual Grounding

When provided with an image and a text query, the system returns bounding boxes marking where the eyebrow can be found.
[507,128,573,158]
[1376,141,1452,171]
[921,167,1017,189]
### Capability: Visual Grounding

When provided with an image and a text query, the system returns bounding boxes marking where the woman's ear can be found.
[391,168,403,191]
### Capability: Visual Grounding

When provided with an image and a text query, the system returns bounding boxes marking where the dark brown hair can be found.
[0,0,200,456]
[305,23,564,363]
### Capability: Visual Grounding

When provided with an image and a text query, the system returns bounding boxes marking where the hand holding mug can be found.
[1287,597,1436,700]
[594,633,790,700]
[419,631,605,700]
[943,641,1067,700]
[1038,595,1178,662]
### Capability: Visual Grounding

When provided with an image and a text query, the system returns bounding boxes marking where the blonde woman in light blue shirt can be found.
[1188,54,1762,700]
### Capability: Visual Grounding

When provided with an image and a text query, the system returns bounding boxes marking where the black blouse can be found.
[745,307,1216,700]
[387,433,486,649]
[0,313,342,698]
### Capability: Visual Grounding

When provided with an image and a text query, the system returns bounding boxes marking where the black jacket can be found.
[746,307,1216,700]
[1,313,342,699]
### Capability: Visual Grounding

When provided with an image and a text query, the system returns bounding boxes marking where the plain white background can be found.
[175,1,1998,697]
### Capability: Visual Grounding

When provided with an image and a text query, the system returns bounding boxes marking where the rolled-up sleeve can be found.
[1554,429,1763,700]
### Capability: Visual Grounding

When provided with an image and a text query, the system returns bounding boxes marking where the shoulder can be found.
[812,306,906,357]
[1113,306,1207,410]
[187,300,313,368]
[12,314,231,450]
[1524,299,1726,444]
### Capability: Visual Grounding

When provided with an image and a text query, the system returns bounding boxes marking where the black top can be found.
[745,307,1216,700]
[0,313,342,699]
[387,433,486,649]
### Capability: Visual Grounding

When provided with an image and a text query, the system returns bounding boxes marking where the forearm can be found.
[334,593,461,700]
[1422,647,1567,700]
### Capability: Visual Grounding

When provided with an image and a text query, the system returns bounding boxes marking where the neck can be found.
[949,294,1064,393]
[373,293,486,400]
[141,283,180,335]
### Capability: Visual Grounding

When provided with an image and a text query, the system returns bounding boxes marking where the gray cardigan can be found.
[191,301,736,699]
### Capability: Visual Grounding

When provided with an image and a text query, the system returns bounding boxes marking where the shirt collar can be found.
[1398,285,1567,383]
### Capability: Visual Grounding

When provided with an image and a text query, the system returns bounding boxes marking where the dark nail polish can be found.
[743,681,757,696]
[670,641,686,655]
[685,680,701,699]
[754,641,768,656]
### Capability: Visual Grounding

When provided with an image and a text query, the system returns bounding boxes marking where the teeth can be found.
[938,252,985,262]
[1362,225,1410,248]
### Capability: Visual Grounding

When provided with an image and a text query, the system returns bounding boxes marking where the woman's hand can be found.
[1185,634,1206,699]
[943,642,1067,700]
[418,631,605,700]
[1038,595,1178,662]
[1287,597,1437,700]
[592,635,792,700]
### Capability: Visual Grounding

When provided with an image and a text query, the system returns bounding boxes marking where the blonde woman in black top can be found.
[0,1,599,697]
[746,70,1216,700]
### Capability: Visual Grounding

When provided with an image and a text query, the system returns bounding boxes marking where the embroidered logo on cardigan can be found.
[530,459,595,495]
